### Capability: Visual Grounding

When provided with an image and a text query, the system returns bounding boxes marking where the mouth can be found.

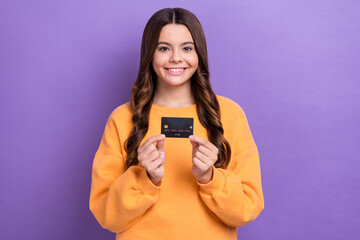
[164,67,187,75]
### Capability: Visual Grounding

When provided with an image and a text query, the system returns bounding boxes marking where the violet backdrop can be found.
[0,0,359,239]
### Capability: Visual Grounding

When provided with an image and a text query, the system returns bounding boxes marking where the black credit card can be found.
[161,117,193,138]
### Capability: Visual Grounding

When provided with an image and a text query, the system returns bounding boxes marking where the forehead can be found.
[158,24,194,43]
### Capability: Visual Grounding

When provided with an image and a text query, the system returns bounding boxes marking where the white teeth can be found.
[167,68,185,72]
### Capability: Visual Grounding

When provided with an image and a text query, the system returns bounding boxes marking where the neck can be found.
[153,81,194,108]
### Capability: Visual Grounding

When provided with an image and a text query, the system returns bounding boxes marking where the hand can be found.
[137,134,166,186]
[189,135,219,184]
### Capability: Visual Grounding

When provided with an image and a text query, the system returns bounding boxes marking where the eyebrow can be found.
[157,41,195,46]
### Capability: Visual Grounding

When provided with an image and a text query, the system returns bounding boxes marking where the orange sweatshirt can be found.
[89,95,264,240]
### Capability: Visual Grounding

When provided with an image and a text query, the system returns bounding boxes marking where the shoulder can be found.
[108,102,132,121]
[216,95,245,118]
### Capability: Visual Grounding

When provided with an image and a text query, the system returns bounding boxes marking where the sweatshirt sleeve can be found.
[89,109,162,233]
[198,106,264,227]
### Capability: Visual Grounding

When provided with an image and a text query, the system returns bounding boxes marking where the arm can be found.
[89,111,162,233]
[197,108,264,227]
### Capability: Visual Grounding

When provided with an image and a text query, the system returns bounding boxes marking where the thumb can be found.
[156,138,165,152]
[189,138,199,148]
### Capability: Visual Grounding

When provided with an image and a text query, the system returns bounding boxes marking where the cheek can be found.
[153,53,168,68]
[188,54,199,69]
[152,55,160,69]
[185,52,198,66]
[152,56,163,76]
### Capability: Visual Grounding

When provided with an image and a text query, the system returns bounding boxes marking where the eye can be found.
[183,47,193,51]
[159,46,169,51]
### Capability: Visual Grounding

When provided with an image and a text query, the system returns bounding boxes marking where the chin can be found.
[162,79,190,87]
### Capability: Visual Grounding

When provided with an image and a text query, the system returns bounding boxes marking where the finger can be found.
[194,150,210,165]
[192,157,207,170]
[147,151,160,163]
[141,143,157,156]
[138,134,165,153]
[189,135,217,151]
[138,151,159,167]
[196,145,213,158]
[154,157,165,169]
[192,142,217,160]
[139,134,165,153]
[188,136,199,149]
[149,157,165,171]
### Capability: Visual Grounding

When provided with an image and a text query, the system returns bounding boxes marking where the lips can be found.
[164,67,187,75]
[165,67,187,71]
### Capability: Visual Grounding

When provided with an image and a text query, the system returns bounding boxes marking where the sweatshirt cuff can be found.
[198,166,224,194]
[137,167,163,195]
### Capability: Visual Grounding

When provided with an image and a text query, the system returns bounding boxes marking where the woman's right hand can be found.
[137,134,166,186]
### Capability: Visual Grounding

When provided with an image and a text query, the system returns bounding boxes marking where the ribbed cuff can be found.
[198,166,224,194]
[137,167,162,195]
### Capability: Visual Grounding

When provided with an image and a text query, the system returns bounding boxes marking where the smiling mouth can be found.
[165,68,187,72]
[165,68,186,75]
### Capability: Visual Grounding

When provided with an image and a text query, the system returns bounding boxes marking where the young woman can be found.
[89,7,264,240]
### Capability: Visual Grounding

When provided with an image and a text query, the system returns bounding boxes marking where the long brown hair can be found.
[124,8,231,169]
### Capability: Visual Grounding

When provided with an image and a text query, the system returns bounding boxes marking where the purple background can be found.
[1,0,359,239]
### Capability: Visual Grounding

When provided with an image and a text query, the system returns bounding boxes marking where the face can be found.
[152,24,199,88]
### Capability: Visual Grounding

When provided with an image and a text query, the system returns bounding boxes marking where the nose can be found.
[170,49,182,63]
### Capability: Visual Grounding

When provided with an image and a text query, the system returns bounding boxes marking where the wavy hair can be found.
[124,8,231,169]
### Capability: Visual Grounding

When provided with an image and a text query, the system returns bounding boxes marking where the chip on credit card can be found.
[161,117,193,138]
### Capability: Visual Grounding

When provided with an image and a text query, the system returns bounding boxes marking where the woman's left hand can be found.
[189,135,219,184]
